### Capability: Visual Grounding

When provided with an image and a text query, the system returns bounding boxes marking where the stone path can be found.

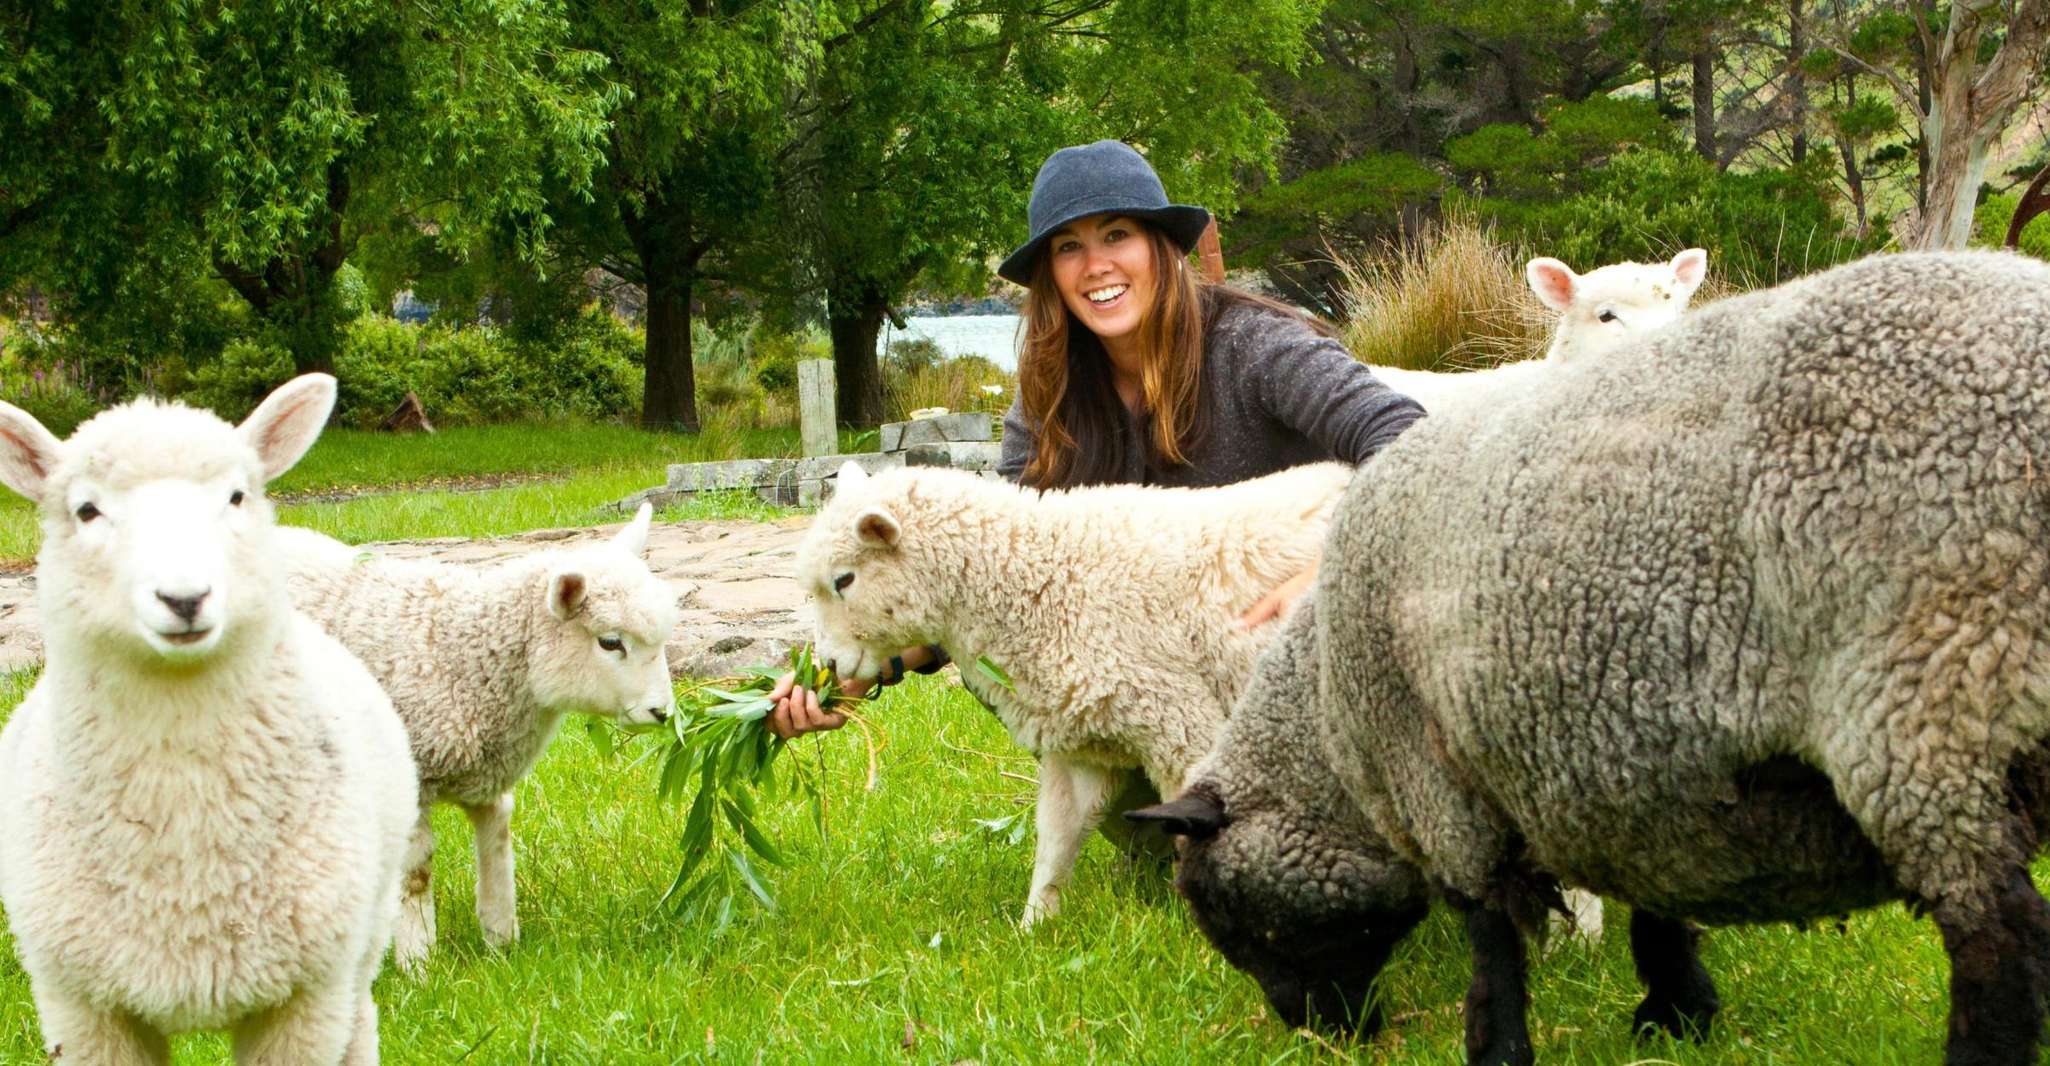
[0,517,816,678]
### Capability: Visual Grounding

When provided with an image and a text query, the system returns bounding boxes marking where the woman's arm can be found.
[1236,309,1426,464]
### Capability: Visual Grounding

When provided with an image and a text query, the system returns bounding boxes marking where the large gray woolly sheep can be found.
[277,506,679,972]
[0,376,418,1064]
[1132,251,2050,1065]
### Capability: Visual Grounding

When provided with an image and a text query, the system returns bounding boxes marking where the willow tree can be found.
[0,0,615,375]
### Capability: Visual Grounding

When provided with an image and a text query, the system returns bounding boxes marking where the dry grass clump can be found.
[1336,217,1553,373]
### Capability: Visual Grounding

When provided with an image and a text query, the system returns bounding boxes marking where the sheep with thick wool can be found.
[798,460,1352,926]
[1372,248,1708,414]
[1132,251,2050,1064]
[277,504,679,972]
[0,375,418,1065]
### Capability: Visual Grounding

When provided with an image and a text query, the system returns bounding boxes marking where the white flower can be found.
[980,384,1004,396]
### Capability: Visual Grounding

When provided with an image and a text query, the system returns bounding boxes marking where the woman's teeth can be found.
[1088,285,1128,304]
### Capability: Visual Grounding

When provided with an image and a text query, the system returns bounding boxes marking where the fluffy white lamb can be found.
[797,459,1352,926]
[1370,248,1708,413]
[277,503,679,973]
[0,375,418,1065]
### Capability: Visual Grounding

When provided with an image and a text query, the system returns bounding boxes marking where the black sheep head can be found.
[1129,783,1431,1033]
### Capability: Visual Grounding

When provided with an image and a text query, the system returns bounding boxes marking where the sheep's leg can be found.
[1455,894,1534,1066]
[392,807,437,974]
[232,983,357,1065]
[31,985,168,1066]
[1021,755,1119,928]
[1933,863,2050,1066]
[463,792,520,949]
[1628,909,1719,1042]
[340,992,379,1066]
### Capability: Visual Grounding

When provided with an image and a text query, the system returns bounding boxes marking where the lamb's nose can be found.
[648,705,670,723]
[825,657,839,675]
[156,589,209,623]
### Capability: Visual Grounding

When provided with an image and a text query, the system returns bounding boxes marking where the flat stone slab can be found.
[666,457,794,492]
[0,516,817,680]
[881,412,991,452]
[903,441,1003,471]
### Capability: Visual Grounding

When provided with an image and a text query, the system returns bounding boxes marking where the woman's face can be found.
[1047,214,1156,349]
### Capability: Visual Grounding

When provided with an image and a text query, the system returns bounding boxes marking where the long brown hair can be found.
[1016,222,1335,489]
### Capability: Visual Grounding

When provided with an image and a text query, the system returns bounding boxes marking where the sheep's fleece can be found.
[0,376,417,1063]
[800,460,1351,925]
[1140,251,2050,1064]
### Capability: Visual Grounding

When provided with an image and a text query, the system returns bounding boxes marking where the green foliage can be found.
[331,311,641,428]
[1974,192,2050,260]
[1463,149,1876,286]
[187,335,297,422]
[0,339,108,439]
[884,337,946,377]
[1446,97,1678,198]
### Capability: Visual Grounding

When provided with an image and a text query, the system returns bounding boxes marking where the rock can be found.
[378,392,435,434]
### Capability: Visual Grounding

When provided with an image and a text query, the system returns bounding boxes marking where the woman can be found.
[767,139,1424,739]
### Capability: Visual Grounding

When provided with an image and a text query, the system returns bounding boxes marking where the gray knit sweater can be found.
[997,301,1426,487]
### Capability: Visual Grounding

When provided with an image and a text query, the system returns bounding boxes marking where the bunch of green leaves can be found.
[612,645,866,931]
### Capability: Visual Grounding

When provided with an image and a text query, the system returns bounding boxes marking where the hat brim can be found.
[997,204,1212,286]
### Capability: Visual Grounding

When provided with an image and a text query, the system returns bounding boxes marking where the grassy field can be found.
[0,422,836,562]
[0,661,2034,1064]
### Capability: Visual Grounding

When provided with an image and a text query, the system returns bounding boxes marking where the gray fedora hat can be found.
[997,140,1212,286]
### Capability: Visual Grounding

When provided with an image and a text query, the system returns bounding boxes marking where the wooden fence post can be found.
[1196,218,1227,283]
[798,359,838,458]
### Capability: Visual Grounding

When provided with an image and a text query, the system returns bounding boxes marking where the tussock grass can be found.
[0,665,2033,1063]
[1337,216,1555,373]
[885,359,1016,425]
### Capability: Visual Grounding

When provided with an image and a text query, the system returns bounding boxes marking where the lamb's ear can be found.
[1670,247,1708,292]
[614,502,653,556]
[0,400,62,502]
[239,373,337,482]
[854,506,900,549]
[1125,791,1228,842]
[837,461,870,490]
[1525,257,1578,313]
[549,570,588,620]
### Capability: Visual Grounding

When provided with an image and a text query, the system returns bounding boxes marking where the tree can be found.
[0,0,615,376]
[1814,0,2050,248]
[550,0,812,432]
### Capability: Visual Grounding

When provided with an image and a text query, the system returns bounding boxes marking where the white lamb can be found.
[277,503,679,973]
[797,460,1352,926]
[1370,248,1708,412]
[0,375,417,1065]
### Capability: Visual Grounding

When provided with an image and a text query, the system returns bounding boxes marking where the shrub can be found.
[0,333,108,438]
[330,309,643,427]
[1974,191,2050,260]
[885,353,1015,423]
[185,334,297,421]
[1461,148,1875,288]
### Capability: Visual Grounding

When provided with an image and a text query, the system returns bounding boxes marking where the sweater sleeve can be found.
[1236,309,1426,464]
[997,396,1036,484]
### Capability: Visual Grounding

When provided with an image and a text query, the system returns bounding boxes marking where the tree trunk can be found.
[1912,0,2050,249]
[640,267,700,432]
[2006,161,2050,247]
[622,190,701,432]
[828,285,888,428]
[1692,46,1717,163]
[1788,0,1808,164]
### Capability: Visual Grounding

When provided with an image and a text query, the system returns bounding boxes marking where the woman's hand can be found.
[765,644,943,738]
[1237,564,1316,630]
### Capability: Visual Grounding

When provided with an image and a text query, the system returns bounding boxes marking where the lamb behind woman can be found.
[797,460,1352,926]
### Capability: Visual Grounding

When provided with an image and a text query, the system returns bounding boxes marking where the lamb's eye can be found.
[597,635,625,653]
[1597,310,1619,324]
[75,502,100,523]
[833,572,855,594]
[229,490,245,506]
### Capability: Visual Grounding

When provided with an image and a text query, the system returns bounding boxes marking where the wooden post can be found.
[2006,160,2050,250]
[1196,218,1227,283]
[798,359,838,458]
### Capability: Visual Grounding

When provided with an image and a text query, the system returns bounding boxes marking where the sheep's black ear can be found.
[1126,792,1228,841]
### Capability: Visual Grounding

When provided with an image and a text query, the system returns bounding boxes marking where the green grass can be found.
[0,667,2032,1064]
[0,422,842,560]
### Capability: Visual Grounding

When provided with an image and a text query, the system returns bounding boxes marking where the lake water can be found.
[877,314,1023,371]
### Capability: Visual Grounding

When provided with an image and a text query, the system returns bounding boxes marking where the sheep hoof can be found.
[1631,992,1718,1043]
[481,915,520,950]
